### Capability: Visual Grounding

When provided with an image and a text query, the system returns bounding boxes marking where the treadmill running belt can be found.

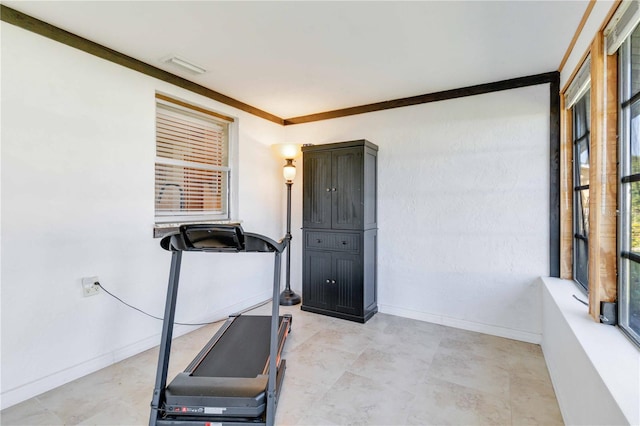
[192,316,277,378]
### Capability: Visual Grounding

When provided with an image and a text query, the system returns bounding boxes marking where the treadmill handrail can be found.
[160,224,288,254]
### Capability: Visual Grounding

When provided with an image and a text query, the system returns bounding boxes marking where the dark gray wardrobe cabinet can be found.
[301,140,378,323]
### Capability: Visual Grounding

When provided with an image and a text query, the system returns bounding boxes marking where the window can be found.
[562,54,594,292]
[155,94,234,224]
[573,90,591,293]
[618,24,640,346]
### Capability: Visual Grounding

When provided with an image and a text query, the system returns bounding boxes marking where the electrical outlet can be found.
[82,276,100,297]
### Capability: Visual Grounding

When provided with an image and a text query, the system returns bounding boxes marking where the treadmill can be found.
[149,224,292,426]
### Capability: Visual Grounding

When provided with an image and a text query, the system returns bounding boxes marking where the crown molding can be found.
[284,72,558,125]
[2,4,557,127]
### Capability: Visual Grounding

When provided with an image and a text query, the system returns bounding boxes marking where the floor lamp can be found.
[274,144,302,306]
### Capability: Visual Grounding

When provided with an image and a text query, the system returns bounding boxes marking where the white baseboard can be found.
[0,292,271,410]
[378,303,542,344]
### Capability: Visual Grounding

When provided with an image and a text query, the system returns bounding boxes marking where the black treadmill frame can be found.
[149,224,289,426]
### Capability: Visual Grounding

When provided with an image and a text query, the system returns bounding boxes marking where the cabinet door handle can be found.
[325,279,331,283]
[326,188,331,192]
[331,280,336,284]
[341,240,347,245]
[331,187,337,192]
[316,239,322,243]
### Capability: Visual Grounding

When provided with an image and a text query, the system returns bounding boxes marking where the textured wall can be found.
[283,85,550,342]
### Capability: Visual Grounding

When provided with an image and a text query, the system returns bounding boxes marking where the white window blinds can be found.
[155,96,232,223]
[605,0,640,55]
[565,56,591,109]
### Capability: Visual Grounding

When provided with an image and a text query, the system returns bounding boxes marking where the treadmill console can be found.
[183,225,245,251]
[160,224,286,254]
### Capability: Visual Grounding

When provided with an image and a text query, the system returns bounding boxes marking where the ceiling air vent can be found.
[163,56,207,74]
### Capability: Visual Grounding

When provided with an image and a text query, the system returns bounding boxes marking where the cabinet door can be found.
[332,148,363,229]
[303,151,332,229]
[302,250,332,310]
[333,253,363,316]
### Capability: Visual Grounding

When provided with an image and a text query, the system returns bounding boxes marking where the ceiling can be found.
[4,1,589,119]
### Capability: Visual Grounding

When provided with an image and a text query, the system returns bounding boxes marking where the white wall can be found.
[283,84,550,343]
[0,23,286,408]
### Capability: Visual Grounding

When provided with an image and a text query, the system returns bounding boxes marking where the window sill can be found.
[153,220,242,238]
[540,277,639,425]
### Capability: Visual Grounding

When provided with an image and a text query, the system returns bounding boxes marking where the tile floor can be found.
[1,304,563,425]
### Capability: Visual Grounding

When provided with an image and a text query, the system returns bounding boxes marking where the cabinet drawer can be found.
[305,232,333,250]
[332,233,360,252]
[305,232,360,252]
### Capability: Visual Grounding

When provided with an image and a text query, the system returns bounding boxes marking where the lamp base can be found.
[279,289,301,306]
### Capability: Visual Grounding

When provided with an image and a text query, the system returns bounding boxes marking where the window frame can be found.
[561,33,618,323]
[617,29,640,347]
[572,89,591,294]
[154,93,239,227]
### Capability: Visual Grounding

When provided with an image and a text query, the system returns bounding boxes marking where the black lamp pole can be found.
[280,173,301,305]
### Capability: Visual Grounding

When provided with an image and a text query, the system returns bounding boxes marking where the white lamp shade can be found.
[272,143,301,159]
